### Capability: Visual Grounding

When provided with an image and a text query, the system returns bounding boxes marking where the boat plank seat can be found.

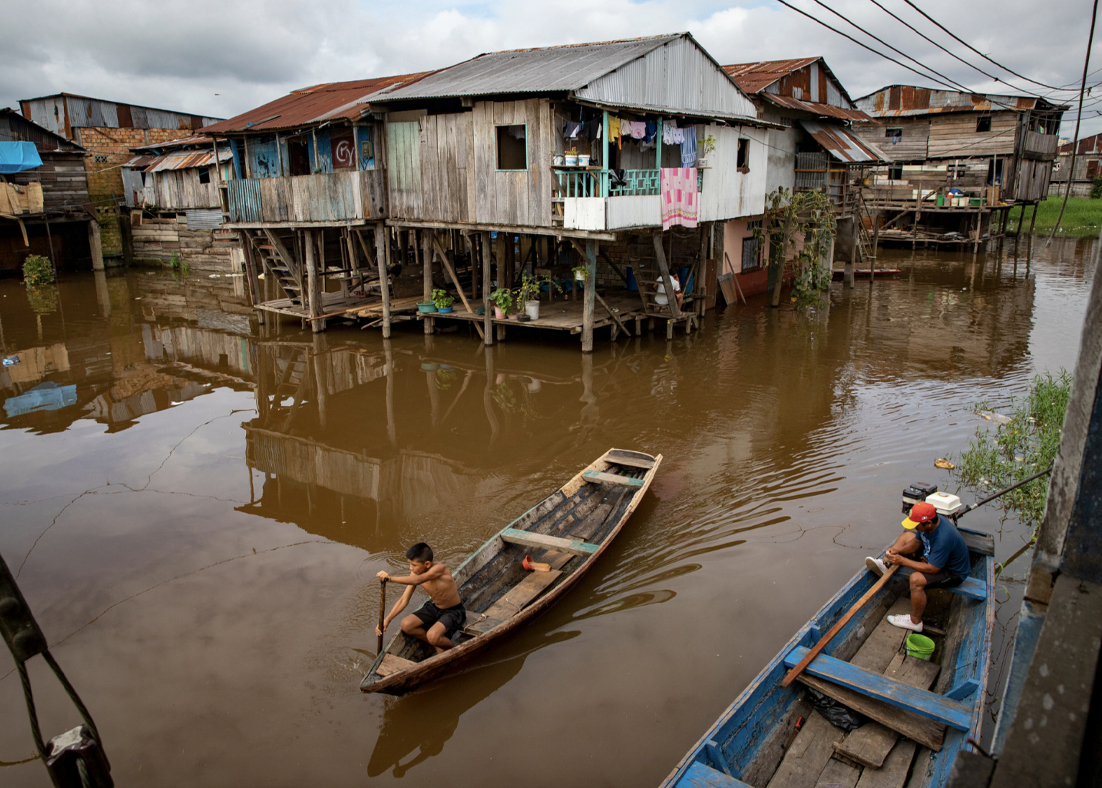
[680,762,753,788]
[582,470,646,488]
[605,450,656,470]
[375,654,417,678]
[948,577,987,601]
[462,612,505,636]
[782,647,973,731]
[500,527,598,557]
[960,530,995,556]
[482,569,563,621]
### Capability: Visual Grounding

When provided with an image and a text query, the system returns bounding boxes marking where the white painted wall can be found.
[763,107,797,196]
[698,124,768,222]
[607,195,661,229]
[564,197,605,230]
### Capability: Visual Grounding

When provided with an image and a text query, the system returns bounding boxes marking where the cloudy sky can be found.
[3,0,1099,136]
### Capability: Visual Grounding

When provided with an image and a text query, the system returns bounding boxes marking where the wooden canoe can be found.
[360,448,663,695]
[660,527,995,788]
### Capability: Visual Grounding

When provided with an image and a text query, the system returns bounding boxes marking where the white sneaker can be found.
[887,614,923,632]
[865,557,887,577]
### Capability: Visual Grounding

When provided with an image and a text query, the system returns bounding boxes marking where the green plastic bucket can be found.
[906,633,936,660]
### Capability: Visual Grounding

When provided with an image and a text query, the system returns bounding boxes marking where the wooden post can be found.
[469,231,479,299]
[582,239,598,352]
[482,232,493,346]
[305,230,324,332]
[375,223,392,339]
[872,209,880,260]
[384,339,397,448]
[652,233,681,318]
[1016,203,1027,237]
[1028,203,1039,237]
[845,219,856,289]
[912,181,921,251]
[422,229,434,335]
[88,219,104,271]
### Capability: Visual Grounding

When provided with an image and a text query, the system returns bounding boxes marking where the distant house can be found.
[1049,132,1102,198]
[723,57,885,294]
[121,135,239,273]
[19,93,221,259]
[0,107,98,273]
[853,86,1067,246]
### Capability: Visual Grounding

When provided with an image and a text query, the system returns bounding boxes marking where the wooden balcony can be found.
[1022,131,1059,161]
[225,170,387,226]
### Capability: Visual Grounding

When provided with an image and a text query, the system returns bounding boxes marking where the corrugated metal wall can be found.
[576,37,756,119]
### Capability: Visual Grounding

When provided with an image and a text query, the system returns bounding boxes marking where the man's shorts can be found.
[412,599,466,637]
[899,566,964,590]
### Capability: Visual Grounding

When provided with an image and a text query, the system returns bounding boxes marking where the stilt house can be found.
[1049,132,1102,198]
[852,86,1067,247]
[365,32,771,348]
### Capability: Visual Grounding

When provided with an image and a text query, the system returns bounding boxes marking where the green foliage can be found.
[434,369,458,390]
[754,188,837,308]
[22,255,55,287]
[957,370,1071,534]
[1006,196,1102,236]
[431,288,454,309]
[1091,177,1102,200]
[168,253,190,281]
[489,287,514,314]
[571,265,590,283]
[26,284,58,314]
[516,273,561,303]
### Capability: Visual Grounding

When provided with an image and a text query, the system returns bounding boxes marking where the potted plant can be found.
[696,134,716,168]
[417,297,437,314]
[577,150,591,168]
[552,152,565,166]
[565,147,579,167]
[572,265,590,283]
[431,288,455,313]
[489,287,514,319]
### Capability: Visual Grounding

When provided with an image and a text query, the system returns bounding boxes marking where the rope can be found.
[16,661,47,758]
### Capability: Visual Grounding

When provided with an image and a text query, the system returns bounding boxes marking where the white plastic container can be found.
[926,491,962,516]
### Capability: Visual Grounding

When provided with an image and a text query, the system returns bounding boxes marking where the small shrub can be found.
[1090,177,1102,200]
[22,255,55,287]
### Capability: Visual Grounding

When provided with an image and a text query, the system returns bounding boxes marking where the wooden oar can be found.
[377,579,388,654]
[780,564,899,688]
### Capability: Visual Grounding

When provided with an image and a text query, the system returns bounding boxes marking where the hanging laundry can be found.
[564,120,583,140]
[680,126,697,167]
[620,118,633,140]
[608,116,621,146]
[584,119,602,141]
[662,120,678,145]
[609,169,627,188]
[661,168,698,230]
[628,121,646,139]
[643,120,657,144]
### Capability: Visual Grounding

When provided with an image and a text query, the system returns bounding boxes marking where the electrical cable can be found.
[900,0,1083,92]
[1049,0,1099,245]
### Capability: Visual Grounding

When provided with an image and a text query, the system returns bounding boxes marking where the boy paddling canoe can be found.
[377,543,466,654]
[865,501,971,633]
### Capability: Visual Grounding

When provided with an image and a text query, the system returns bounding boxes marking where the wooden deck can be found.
[255,292,420,323]
[421,293,695,339]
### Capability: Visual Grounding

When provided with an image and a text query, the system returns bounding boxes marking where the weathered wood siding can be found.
[856,118,930,162]
[152,169,220,209]
[226,170,386,223]
[132,218,241,272]
[8,152,89,212]
[387,98,554,227]
[698,125,767,222]
[928,112,1017,159]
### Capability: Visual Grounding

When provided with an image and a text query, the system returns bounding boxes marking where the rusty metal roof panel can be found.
[800,120,886,163]
[123,154,156,169]
[19,93,220,135]
[201,73,429,134]
[723,58,821,94]
[130,134,213,152]
[375,35,683,100]
[856,86,1070,116]
[1057,132,1102,155]
[144,148,233,172]
[761,94,872,122]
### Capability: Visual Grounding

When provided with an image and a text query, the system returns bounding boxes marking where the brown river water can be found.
[0,237,1095,787]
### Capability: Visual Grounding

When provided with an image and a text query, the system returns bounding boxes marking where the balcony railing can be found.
[552,167,703,201]
[225,170,387,224]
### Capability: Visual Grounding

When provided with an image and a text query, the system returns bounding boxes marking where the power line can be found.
[900,0,1078,93]
[1049,0,1098,245]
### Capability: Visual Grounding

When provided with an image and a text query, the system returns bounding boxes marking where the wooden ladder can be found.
[245,228,303,305]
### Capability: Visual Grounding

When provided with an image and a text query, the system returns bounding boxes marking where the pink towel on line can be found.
[661,167,698,230]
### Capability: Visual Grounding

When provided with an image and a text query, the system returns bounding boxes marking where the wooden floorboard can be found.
[423,293,646,333]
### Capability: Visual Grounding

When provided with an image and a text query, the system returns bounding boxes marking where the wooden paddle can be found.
[780,563,899,688]
[377,578,388,654]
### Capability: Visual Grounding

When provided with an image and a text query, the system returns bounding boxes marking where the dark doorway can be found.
[289,138,311,176]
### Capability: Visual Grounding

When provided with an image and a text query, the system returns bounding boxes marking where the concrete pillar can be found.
[88,219,104,271]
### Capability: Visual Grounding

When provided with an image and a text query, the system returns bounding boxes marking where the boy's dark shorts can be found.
[900,565,964,590]
[412,599,466,637]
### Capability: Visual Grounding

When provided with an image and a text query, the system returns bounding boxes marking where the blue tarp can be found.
[3,382,77,417]
[0,141,43,175]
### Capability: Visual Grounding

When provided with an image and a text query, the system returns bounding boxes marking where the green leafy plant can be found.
[431,288,454,309]
[26,283,58,314]
[571,265,590,283]
[516,273,562,304]
[1091,177,1102,200]
[489,287,514,315]
[956,370,1071,572]
[22,255,55,287]
[167,253,190,281]
[753,187,837,309]
[700,134,717,158]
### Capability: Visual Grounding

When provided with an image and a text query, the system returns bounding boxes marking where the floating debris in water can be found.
[935,458,955,470]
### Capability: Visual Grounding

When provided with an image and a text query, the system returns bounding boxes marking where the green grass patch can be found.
[1007,195,1102,237]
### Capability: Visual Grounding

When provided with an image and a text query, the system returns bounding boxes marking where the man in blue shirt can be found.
[864,501,972,633]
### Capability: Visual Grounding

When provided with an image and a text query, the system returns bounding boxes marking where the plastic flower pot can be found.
[494,306,505,319]
[417,302,437,313]
[577,154,591,167]
[525,300,540,320]
[437,306,453,313]
[564,154,578,167]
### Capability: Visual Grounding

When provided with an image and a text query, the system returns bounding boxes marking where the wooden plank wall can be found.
[225,170,387,223]
[928,112,1017,159]
[858,118,930,162]
[387,98,554,227]
[153,170,220,209]
[7,152,89,212]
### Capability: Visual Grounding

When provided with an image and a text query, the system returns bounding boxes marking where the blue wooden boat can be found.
[661,526,995,788]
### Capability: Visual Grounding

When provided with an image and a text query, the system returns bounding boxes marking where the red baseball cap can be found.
[903,501,938,529]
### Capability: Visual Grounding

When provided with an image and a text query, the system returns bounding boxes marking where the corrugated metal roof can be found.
[855,86,1070,116]
[0,108,84,152]
[800,120,886,163]
[201,73,430,134]
[723,58,821,94]
[130,134,212,152]
[1059,132,1102,155]
[19,93,221,138]
[124,148,231,172]
[761,94,872,122]
[375,34,683,100]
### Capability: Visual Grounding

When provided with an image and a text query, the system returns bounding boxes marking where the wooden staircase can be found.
[243,229,303,305]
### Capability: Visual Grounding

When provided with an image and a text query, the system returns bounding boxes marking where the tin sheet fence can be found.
[226,170,386,224]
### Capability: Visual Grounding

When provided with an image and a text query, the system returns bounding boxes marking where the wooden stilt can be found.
[844,220,856,289]
[305,229,325,333]
[375,224,392,339]
[651,233,681,319]
[423,229,434,335]
[482,232,493,346]
[582,239,598,352]
[1027,203,1039,238]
